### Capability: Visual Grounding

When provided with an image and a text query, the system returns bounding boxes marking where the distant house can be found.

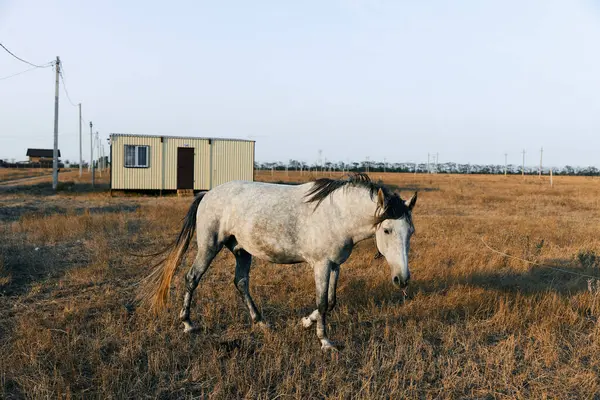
[26,149,61,163]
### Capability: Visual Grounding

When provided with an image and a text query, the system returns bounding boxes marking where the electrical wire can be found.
[0,43,54,68]
[80,111,91,130]
[1,46,92,141]
[59,68,78,107]
[0,66,41,81]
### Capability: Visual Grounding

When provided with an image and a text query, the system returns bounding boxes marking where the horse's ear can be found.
[405,191,417,210]
[377,188,385,207]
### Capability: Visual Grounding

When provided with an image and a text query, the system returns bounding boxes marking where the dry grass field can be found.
[2,170,600,399]
[0,168,57,183]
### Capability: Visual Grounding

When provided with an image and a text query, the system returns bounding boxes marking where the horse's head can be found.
[374,190,417,289]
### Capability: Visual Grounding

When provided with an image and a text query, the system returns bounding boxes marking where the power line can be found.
[0,135,53,139]
[80,110,90,130]
[57,61,79,107]
[59,69,77,107]
[0,43,53,68]
[0,66,41,81]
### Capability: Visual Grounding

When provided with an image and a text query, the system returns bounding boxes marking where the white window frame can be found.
[124,145,149,168]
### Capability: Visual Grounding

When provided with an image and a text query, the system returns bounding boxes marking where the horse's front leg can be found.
[302,265,339,328]
[307,261,336,351]
[327,265,339,312]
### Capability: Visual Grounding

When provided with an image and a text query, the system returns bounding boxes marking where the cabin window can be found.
[124,145,149,168]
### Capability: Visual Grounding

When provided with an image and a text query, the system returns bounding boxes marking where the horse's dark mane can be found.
[304,173,410,225]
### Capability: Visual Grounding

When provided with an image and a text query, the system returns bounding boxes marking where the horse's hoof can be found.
[256,321,272,331]
[182,321,198,333]
[301,317,314,329]
[320,339,338,352]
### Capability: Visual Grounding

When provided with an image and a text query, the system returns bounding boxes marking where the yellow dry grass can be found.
[1,170,600,398]
[0,168,54,183]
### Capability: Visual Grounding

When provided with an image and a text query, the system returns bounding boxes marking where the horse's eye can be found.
[383,228,390,235]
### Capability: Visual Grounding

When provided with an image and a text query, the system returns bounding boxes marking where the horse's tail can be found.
[137,192,206,314]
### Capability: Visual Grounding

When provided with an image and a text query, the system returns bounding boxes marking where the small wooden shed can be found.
[109,134,255,192]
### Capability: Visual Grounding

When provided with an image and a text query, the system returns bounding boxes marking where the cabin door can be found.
[177,147,194,189]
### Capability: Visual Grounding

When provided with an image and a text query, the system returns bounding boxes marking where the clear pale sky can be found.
[1,1,599,167]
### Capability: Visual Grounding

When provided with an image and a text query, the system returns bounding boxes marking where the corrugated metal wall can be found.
[111,135,162,189]
[212,140,255,187]
[111,135,254,190]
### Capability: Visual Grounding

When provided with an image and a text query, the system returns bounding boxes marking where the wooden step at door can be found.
[177,189,194,197]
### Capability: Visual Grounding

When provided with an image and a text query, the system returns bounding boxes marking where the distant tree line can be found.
[255,160,600,176]
[0,159,109,170]
[0,159,65,169]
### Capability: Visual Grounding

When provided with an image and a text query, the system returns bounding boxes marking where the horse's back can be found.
[201,180,313,263]
[209,180,311,205]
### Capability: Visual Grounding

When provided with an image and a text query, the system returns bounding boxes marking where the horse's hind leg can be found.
[233,249,267,328]
[179,245,220,332]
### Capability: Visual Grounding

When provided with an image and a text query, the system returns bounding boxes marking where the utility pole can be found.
[435,153,439,174]
[100,134,104,173]
[539,147,543,178]
[52,56,60,191]
[97,132,102,177]
[427,153,430,174]
[522,149,526,178]
[90,121,94,188]
[101,136,104,172]
[78,103,82,177]
[318,149,323,174]
[99,133,102,174]
[504,153,508,176]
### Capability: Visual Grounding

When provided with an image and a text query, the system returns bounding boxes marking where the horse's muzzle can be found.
[392,274,410,289]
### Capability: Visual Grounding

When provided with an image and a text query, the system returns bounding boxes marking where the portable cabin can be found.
[110,134,255,192]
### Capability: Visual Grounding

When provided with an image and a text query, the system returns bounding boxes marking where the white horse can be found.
[139,173,417,351]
